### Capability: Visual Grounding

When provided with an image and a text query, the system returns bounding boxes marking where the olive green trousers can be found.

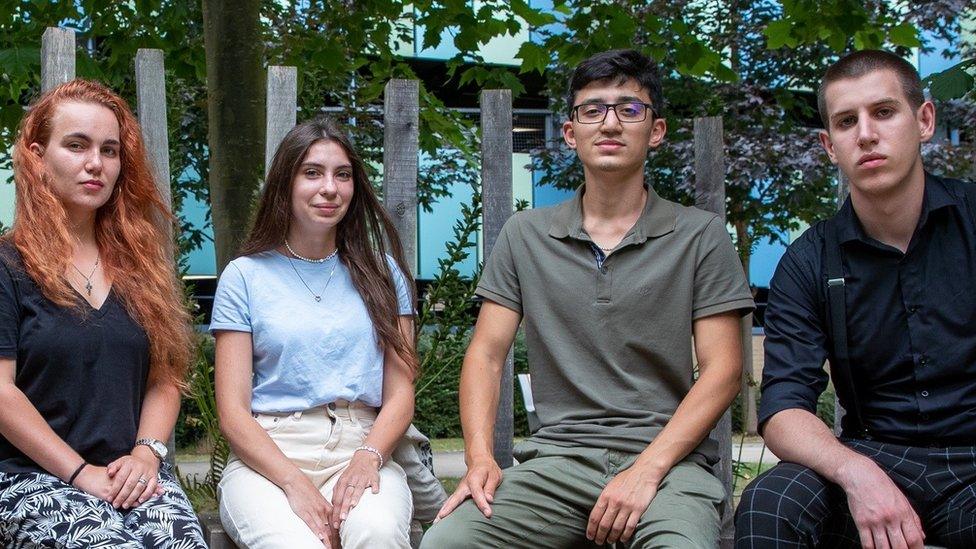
[421,439,724,549]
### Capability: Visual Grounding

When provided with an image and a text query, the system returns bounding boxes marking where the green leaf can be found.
[888,22,920,48]
[765,20,794,50]
[515,42,549,74]
[497,71,526,96]
[509,0,555,27]
[827,31,847,51]
[552,3,572,15]
[711,63,739,83]
[0,46,41,80]
[925,60,976,101]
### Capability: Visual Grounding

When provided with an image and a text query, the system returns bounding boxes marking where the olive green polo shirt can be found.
[476,184,754,462]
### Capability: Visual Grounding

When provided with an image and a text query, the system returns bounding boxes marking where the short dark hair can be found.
[567,49,664,119]
[818,49,925,128]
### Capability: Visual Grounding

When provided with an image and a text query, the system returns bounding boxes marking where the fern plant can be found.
[176,335,228,511]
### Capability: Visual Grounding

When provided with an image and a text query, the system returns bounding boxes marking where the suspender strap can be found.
[823,218,866,436]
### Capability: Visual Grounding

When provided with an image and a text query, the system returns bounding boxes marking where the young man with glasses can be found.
[421,49,753,548]
[736,50,976,548]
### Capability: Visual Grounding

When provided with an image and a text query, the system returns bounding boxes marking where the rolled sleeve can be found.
[758,235,830,431]
[475,216,523,315]
[692,216,755,320]
[209,262,252,333]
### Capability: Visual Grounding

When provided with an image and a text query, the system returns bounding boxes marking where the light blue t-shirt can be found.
[210,250,413,412]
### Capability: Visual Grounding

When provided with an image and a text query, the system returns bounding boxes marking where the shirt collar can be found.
[548,183,676,242]
[835,172,959,245]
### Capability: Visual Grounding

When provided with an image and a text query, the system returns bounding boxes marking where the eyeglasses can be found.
[571,102,656,124]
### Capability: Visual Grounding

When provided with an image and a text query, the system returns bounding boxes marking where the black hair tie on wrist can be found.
[67,462,88,486]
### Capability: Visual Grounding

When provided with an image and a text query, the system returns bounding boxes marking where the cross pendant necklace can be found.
[71,256,100,296]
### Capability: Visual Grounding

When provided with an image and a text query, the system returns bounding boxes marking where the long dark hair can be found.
[240,116,418,377]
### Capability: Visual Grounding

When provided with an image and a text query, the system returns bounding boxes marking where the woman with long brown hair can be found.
[212,116,418,548]
[0,79,205,547]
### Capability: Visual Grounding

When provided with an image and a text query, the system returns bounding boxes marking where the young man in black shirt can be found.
[735,50,976,548]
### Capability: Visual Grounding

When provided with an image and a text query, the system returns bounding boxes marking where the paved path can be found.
[175,442,780,481]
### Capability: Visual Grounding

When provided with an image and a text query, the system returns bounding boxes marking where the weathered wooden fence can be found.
[40,26,752,548]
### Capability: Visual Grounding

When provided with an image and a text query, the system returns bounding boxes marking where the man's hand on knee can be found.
[836,454,925,549]
[586,464,660,545]
[435,457,502,521]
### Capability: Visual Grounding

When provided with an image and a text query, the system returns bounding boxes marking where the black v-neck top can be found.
[0,242,150,474]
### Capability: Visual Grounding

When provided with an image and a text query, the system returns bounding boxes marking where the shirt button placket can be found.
[596,263,612,304]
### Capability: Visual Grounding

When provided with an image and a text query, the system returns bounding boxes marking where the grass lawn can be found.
[429,438,465,452]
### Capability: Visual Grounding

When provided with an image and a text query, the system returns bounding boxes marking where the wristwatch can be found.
[135,438,168,462]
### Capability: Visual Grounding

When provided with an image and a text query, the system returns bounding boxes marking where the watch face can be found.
[150,440,168,458]
[140,439,167,459]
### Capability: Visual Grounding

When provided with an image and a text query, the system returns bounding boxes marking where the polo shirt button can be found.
[921,390,930,397]
[600,266,608,274]
[920,356,928,366]
[909,306,918,314]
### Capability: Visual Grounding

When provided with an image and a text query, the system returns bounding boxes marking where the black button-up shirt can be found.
[759,174,976,445]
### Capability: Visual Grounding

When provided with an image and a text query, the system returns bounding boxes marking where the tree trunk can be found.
[202,0,266,271]
[735,218,759,434]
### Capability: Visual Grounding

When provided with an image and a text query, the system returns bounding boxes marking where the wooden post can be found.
[265,66,298,178]
[135,48,177,464]
[481,90,514,468]
[41,27,74,92]
[382,80,420,274]
[694,116,736,549]
[136,50,172,218]
[742,318,758,435]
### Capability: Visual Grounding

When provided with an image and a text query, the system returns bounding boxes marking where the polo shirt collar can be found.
[835,172,958,245]
[548,183,676,242]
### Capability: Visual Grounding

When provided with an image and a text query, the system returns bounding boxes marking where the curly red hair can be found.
[8,79,192,388]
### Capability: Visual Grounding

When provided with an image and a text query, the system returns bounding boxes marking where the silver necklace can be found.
[285,239,337,263]
[287,253,338,302]
[71,256,100,296]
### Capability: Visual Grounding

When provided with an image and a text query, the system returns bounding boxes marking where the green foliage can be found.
[415,330,530,439]
[532,2,841,268]
[816,385,836,431]
[0,0,210,253]
[925,59,976,101]
[764,0,918,51]
[765,0,975,100]
[175,335,229,511]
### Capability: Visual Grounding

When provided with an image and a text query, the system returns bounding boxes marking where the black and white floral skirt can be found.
[0,463,206,548]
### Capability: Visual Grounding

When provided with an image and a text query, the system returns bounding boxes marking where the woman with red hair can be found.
[0,79,206,547]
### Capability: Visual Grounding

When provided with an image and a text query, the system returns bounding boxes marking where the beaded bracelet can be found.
[354,445,384,469]
[67,462,88,486]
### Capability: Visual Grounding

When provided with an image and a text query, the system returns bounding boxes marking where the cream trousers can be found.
[218,402,413,549]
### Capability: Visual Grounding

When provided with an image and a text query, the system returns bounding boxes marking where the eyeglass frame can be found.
[570,101,658,124]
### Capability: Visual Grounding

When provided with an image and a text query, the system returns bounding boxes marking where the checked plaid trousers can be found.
[735,439,976,548]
